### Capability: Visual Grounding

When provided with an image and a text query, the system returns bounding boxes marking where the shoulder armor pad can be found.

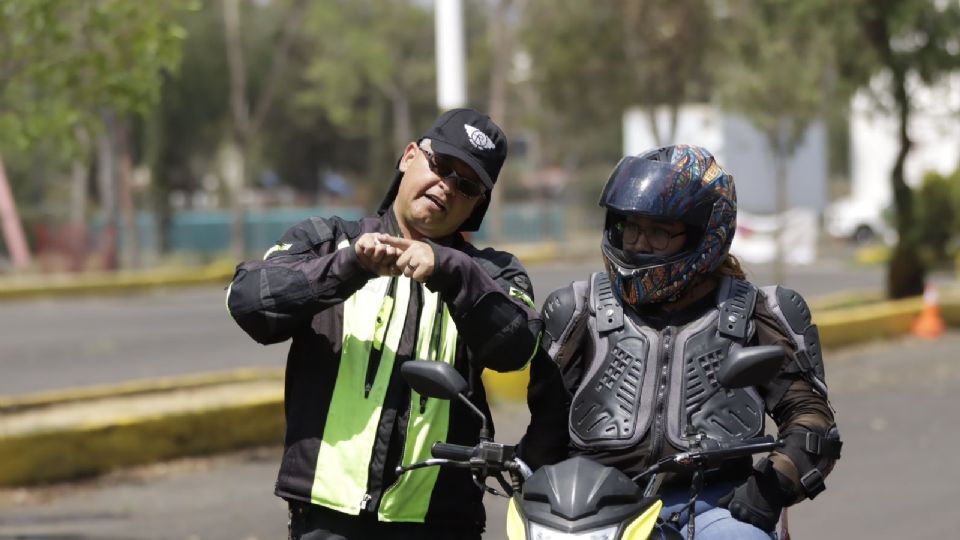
[773,286,813,334]
[762,285,828,396]
[541,281,589,365]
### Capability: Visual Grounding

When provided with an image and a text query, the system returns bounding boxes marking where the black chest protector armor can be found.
[568,272,765,458]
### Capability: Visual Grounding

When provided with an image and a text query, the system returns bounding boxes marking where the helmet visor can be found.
[599,156,693,220]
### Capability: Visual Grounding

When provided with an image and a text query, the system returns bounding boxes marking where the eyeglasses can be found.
[615,220,686,250]
[418,146,486,199]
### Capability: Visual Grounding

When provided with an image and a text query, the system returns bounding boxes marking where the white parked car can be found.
[823,196,897,245]
[731,209,818,265]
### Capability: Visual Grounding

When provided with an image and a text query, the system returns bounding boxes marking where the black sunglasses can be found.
[418,146,486,199]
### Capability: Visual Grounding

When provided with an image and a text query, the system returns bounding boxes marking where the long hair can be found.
[715,254,747,280]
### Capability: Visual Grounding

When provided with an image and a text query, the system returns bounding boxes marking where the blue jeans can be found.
[656,479,776,540]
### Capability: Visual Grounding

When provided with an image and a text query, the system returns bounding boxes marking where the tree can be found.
[292,0,437,187]
[0,0,189,153]
[716,0,857,284]
[0,0,190,270]
[222,0,307,258]
[519,0,717,188]
[147,4,233,254]
[856,0,960,298]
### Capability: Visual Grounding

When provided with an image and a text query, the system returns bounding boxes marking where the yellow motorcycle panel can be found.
[622,499,662,539]
[506,497,527,540]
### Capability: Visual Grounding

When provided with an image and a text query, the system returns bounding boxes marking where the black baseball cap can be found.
[377,108,509,233]
[420,108,508,190]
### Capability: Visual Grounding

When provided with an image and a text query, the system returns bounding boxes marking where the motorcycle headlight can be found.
[528,522,620,540]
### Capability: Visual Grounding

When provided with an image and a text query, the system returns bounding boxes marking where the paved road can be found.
[2,331,958,539]
[0,250,911,396]
[0,248,954,538]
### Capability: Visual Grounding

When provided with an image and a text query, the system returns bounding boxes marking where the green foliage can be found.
[269,0,442,192]
[293,0,434,135]
[716,0,858,153]
[913,170,960,266]
[0,0,193,156]
[521,0,716,166]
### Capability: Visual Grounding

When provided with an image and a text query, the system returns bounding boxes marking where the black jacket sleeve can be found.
[518,283,588,470]
[226,217,374,344]
[425,243,543,372]
[753,297,840,505]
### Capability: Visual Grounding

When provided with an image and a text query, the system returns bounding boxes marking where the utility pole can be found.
[435,0,467,112]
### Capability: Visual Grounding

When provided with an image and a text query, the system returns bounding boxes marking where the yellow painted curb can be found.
[0,263,235,300]
[0,373,284,487]
[0,368,283,413]
[816,288,960,348]
[0,397,283,486]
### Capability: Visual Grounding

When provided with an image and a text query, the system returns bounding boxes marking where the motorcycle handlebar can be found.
[431,442,475,461]
[696,436,783,459]
[635,436,784,480]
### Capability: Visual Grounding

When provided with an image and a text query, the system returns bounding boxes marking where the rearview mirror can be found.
[717,345,785,388]
[400,361,467,400]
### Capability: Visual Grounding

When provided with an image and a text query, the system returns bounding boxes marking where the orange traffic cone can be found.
[912,284,946,339]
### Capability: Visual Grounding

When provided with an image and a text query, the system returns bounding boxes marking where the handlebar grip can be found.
[431,442,475,461]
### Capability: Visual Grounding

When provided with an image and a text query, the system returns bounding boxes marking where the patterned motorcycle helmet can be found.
[599,144,737,305]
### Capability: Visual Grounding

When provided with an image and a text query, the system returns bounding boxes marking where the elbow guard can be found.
[778,425,843,501]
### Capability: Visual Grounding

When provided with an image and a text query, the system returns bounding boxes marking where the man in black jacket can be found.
[227,108,543,540]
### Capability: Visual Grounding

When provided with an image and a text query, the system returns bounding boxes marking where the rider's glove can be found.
[717,463,787,533]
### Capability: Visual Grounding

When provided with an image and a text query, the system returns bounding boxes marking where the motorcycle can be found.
[397,345,788,540]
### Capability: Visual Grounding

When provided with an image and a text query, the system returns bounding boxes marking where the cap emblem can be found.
[464,124,496,151]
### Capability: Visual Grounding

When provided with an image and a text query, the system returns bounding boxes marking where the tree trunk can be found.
[222,0,306,258]
[222,141,247,260]
[69,158,89,271]
[223,0,249,259]
[390,90,412,152]
[859,9,925,299]
[115,119,140,269]
[96,116,118,271]
[886,66,924,299]
[771,143,788,285]
[485,0,523,244]
[145,106,172,255]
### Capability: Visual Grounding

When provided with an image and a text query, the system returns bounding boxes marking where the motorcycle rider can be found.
[521,144,841,538]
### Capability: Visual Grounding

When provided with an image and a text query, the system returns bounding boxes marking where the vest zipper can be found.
[648,327,673,466]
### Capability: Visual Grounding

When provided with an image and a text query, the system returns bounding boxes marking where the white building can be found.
[623,104,828,214]
[622,104,827,263]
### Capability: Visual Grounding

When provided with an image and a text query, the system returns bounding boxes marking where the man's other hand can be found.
[381,236,435,283]
[355,233,403,276]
